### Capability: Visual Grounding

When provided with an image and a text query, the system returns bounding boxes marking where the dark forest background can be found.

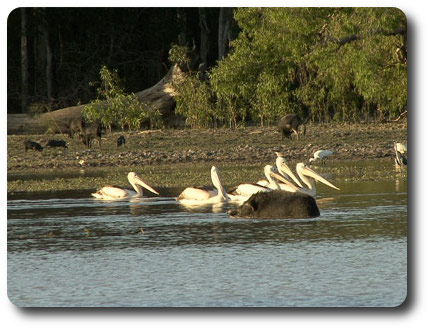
[8,8,226,113]
[7,7,407,127]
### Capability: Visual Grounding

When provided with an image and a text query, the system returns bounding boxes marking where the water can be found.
[7,179,407,307]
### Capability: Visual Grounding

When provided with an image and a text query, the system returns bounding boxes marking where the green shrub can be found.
[83,65,161,131]
[173,72,216,128]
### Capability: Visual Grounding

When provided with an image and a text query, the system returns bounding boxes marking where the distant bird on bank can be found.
[309,150,333,164]
[394,142,407,167]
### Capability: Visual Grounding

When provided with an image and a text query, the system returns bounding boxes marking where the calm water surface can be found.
[7,174,407,307]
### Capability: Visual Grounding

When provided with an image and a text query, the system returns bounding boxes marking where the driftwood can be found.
[390,110,407,122]
[7,65,186,135]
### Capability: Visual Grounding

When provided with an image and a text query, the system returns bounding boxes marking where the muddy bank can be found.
[7,122,407,193]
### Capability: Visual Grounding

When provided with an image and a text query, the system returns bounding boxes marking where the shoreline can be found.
[7,123,407,194]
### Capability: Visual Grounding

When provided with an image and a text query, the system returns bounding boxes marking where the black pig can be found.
[24,140,43,152]
[228,190,320,219]
[46,139,68,149]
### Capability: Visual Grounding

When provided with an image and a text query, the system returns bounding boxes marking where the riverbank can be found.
[7,122,407,193]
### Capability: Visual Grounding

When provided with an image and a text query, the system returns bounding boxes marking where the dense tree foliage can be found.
[214,8,406,125]
[8,7,407,128]
[175,8,407,127]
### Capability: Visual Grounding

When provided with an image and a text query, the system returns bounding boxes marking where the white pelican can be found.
[309,150,333,164]
[394,142,407,167]
[291,162,340,197]
[229,165,297,202]
[257,153,303,188]
[92,172,159,200]
[177,166,229,205]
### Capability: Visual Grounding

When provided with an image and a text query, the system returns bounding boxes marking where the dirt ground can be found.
[6,122,407,193]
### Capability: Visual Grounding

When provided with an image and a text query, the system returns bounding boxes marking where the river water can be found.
[7,172,407,307]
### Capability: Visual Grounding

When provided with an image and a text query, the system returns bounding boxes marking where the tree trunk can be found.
[218,8,234,60]
[199,8,209,65]
[20,8,29,113]
[41,9,54,105]
[8,65,186,134]
[177,8,187,45]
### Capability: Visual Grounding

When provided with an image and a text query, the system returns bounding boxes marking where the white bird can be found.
[395,142,407,154]
[309,150,333,164]
[229,165,296,202]
[256,154,339,197]
[257,153,303,188]
[292,162,340,197]
[394,142,407,167]
[177,166,229,205]
[92,172,159,200]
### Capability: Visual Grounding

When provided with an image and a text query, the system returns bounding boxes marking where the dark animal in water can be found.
[278,114,308,140]
[81,123,102,148]
[228,190,320,219]
[117,135,126,147]
[68,117,85,138]
[24,140,43,152]
[46,139,68,149]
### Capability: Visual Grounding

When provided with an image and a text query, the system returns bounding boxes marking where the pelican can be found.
[394,142,407,166]
[291,162,340,197]
[309,150,333,164]
[92,172,159,200]
[257,153,303,188]
[229,165,296,201]
[177,166,229,205]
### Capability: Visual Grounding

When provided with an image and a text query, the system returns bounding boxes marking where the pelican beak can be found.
[301,164,340,190]
[279,162,303,187]
[270,171,301,192]
[134,175,160,195]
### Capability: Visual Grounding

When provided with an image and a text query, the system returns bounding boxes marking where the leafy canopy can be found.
[175,8,407,127]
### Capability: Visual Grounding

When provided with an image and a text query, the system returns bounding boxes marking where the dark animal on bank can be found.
[228,190,320,219]
[81,122,102,148]
[68,117,85,138]
[278,114,308,140]
[24,140,43,152]
[117,135,126,147]
[45,139,68,149]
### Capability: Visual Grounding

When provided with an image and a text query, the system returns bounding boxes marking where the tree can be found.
[20,8,29,114]
[217,8,235,60]
[209,8,407,124]
[83,65,162,132]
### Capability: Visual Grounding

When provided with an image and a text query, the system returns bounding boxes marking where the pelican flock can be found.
[91,147,343,218]
[92,172,159,200]
[228,164,298,202]
[257,153,302,188]
[258,154,339,197]
[227,156,340,219]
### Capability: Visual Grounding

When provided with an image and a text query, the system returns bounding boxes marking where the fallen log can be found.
[8,65,185,135]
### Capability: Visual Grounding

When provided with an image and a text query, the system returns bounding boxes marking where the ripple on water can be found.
[7,180,407,307]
